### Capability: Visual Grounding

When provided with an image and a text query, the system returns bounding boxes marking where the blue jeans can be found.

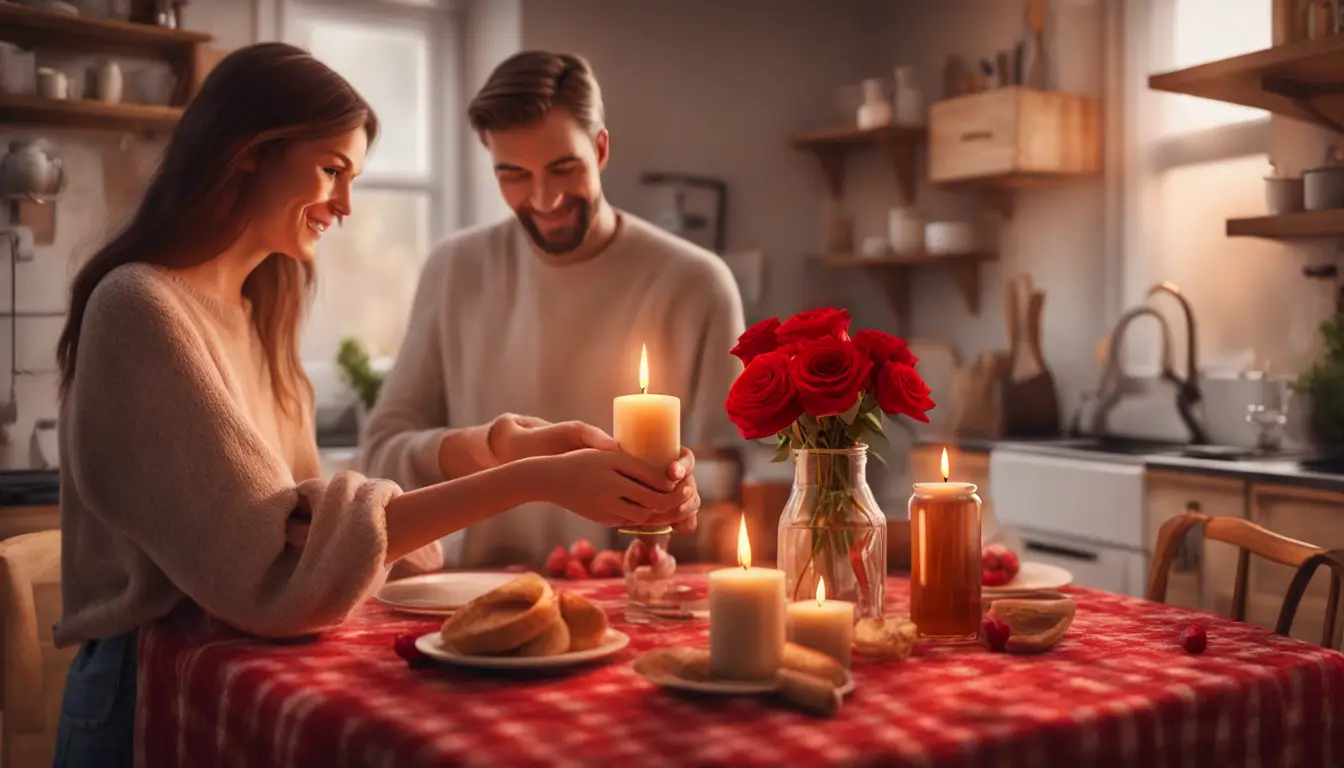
[52,631,137,768]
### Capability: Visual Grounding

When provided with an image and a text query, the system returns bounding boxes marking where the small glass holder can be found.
[908,482,983,644]
[622,532,698,622]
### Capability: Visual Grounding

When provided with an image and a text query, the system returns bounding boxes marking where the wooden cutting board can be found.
[908,339,961,435]
[1001,273,1061,437]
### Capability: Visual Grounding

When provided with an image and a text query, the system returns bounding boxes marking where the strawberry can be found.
[651,548,677,579]
[981,544,1020,586]
[623,539,648,574]
[590,549,624,578]
[564,558,590,580]
[569,538,597,567]
[544,545,570,577]
[393,633,431,668]
[982,567,1013,587]
[981,618,1011,652]
[1180,625,1207,654]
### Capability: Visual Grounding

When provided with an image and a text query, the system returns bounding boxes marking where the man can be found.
[361,51,746,567]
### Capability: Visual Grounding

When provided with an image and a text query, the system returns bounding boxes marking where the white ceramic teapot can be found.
[0,138,67,200]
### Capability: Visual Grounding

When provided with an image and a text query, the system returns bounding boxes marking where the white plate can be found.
[414,630,631,669]
[375,572,517,615]
[637,667,855,697]
[983,561,1074,594]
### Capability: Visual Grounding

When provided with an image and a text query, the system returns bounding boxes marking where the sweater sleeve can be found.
[361,246,497,490]
[67,277,396,638]
[686,259,748,450]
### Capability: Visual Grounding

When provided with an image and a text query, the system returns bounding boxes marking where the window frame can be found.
[279,0,461,241]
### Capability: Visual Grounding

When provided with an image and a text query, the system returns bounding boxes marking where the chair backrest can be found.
[1147,509,1341,648]
[0,529,72,768]
[1277,550,1344,651]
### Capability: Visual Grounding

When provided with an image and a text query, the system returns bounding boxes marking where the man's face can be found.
[485,108,609,255]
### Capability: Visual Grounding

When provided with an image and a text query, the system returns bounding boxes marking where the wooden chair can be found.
[0,530,74,768]
[1147,509,1341,648]
[1278,549,1344,650]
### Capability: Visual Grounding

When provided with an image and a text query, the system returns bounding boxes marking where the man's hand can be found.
[489,414,619,465]
[666,447,699,534]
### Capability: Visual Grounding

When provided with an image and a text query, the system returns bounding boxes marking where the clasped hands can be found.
[485,414,700,533]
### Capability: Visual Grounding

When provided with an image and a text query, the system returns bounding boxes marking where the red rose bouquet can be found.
[726,307,935,454]
[724,308,935,612]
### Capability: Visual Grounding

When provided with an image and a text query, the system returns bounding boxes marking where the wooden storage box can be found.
[929,88,1101,186]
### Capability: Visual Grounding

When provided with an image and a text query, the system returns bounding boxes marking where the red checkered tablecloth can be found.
[135,573,1344,767]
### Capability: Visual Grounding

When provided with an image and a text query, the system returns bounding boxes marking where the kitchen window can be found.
[281,0,458,366]
[1114,0,1274,371]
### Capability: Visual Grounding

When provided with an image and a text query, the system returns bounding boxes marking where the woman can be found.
[51,43,698,767]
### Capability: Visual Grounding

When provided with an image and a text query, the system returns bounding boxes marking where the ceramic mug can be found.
[37,67,68,100]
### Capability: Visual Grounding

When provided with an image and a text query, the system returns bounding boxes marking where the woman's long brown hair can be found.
[57,42,378,416]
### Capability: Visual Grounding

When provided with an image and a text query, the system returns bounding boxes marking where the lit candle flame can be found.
[817,577,826,606]
[639,343,649,395]
[737,515,751,569]
[941,447,950,482]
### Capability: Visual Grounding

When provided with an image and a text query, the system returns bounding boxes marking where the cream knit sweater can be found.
[53,263,451,646]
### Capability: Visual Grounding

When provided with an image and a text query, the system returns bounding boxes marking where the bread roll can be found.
[781,642,848,688]
[512,615,571,657]
[440,575,560,655]
[558,590,609,651]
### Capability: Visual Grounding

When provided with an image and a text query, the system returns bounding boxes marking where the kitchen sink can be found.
[1009,437,1288,462]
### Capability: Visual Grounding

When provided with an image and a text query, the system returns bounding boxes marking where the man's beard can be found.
[517,194,596,255]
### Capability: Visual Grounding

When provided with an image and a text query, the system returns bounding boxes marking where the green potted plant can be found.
[1293,315,1344,448]
[335,337,384,431]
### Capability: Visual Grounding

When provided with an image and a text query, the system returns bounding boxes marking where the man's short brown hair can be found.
[468,51,605,137]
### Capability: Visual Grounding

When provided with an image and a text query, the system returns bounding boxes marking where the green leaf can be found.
[770,439,792,463]
[860,392,877,413]
[839,394,863,425]
[860,410,884,434]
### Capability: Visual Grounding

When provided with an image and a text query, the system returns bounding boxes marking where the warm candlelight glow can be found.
[737,515,751,569]
[639,343,649,394]
[941,447,950,482]
[816,576,826,606]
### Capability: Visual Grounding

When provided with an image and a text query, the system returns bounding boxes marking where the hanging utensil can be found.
[1025,0,1049,89]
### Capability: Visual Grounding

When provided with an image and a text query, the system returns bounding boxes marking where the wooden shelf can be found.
[0,4,211,60]
[816,251,995,319]
[1148,36,1344,133]
[0,92,182,133]
[789,124,926,203]
[1227,209,1344,238]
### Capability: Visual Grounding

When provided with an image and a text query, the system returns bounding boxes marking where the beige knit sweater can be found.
[54,263,448,646]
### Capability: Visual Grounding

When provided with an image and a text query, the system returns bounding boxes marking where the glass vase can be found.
[776,446,887,620]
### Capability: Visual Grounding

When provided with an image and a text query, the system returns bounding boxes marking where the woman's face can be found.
[246,127,368,262]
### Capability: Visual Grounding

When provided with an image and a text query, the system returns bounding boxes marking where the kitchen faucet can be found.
[1146,282,1209,444]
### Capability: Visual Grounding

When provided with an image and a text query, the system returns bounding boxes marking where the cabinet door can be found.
[1250,484,1344,648]
[1144,471,1246,613]
[910,445,995,532]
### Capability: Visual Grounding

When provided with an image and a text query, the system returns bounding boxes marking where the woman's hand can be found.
[489,414,618,464]
[525,449,699,530]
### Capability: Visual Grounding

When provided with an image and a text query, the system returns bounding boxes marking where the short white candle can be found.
[708,516,786,681]
[787,577,855,668]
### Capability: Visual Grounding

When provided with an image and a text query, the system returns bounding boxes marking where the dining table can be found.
[135,568,1344,767]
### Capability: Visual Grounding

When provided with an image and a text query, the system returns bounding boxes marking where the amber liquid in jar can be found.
[908,482,982,643]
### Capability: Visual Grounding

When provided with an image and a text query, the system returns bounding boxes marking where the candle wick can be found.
[943,475,948,483]
[641,386,647,395]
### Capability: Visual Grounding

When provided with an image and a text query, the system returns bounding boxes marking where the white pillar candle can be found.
[787,577,855,668]
[709,516,786,681]
[612,344,680,467]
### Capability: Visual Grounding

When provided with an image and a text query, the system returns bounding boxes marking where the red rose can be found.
[725,352,805,440]
[874,362,935,423]
[788,337,872,417]
[729,317,780,365]
[776,308,851,345]
[853,329,918,367]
